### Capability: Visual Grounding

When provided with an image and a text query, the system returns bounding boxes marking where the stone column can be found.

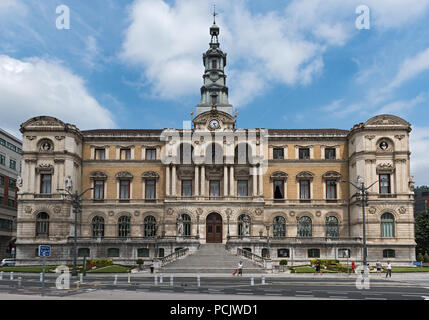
[200,166,205,196]
[194,166,199,196]
[171,165,177,196]
[229,166,234,196]
[224,166,228,197]
[165,166,170,196]
[253,166,257,196]
[258,166,264,196]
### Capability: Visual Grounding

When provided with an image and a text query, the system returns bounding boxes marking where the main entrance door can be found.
[206,212,222,243]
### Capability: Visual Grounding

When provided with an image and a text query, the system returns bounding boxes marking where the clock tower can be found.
[195,13,233,117]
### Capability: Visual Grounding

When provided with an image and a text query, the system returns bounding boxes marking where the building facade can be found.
[16,22,416,266]
[0,128,22,259]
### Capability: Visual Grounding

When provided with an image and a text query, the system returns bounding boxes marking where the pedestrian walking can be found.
[351,261,356,274]
[238,261,243,276]
[314,260,322,275]
[386,261,392,278]
[376,260,382,276]
[150,260,154,274]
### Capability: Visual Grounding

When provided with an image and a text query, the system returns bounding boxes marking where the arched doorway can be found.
[206,212,222,243]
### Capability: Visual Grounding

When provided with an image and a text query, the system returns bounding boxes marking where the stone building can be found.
[0,128,22,259]
[16,21,416,266]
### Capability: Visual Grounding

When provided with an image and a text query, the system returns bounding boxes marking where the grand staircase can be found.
[159,244,265,274]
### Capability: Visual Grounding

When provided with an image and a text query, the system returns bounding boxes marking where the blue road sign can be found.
[38,245,51,257]
[413,261,423,267]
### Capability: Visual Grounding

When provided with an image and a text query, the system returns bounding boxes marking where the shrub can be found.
[87,259,113,268]
[136,259,144,265]
[424,252,429,263]
[310,259,339,266]
[417,253,424,262]
[279,260,288,266]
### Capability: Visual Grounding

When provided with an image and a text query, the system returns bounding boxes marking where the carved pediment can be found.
[115,171,133,179]
[270,171,288,181]
[322,171,342,180]
[296,171,314,179]
[177,167,194,179]
[36,164,54,174]
[141,171,160,179]
[89,171,108,180]
[205,165,224,178]
[376,163,395,173]
[235,167,250,178]
[365,114,410,127]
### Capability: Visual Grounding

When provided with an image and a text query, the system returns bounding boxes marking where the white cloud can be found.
[410,127,429,186]
[0,55,116,136]
[376,94,425,115]
[0,0,26,14]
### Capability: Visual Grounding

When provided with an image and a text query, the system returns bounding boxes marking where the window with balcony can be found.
[299,148,310,159]
[146,148,156,160]
[182,180,192,197]
[325,148,336,160]
[237,180,248,197]
[273,148,284,160]
[379,174,391,194]
[40,174,51,194]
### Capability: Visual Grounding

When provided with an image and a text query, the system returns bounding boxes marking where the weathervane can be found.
[213,3,218,24]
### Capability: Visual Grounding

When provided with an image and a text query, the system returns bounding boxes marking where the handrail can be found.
[237,248,266,267]
[160,247,189,266]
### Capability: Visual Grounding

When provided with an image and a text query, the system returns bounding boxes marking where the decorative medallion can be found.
[53,206,62,214]
[289,211,295,217]
[368,207,376,215]
[24,206,32,214]
[398,207,406,214]
[316,211,322,217]
[108,211,114,217]
[134,211,140,217]
[167,208,174,216]
[255,208,263,216]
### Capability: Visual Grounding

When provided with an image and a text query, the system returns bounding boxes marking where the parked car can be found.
[0,258,15,267]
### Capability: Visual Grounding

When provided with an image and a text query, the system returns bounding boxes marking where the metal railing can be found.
[160,247,189,266]
[237,248,266,267]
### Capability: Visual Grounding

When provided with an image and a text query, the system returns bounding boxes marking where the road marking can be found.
[329,296,349,299]
[421,296,429,300]
[295,295,314,298]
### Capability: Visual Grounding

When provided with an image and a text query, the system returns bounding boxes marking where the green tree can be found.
[415,210,429,255]
[415,185,429,198]
[417,253,424,262]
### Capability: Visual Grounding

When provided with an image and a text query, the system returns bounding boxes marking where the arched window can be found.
[298,216,312,238]
[181,214,191,236]
[234,143,252,164]
[178,143,194,165]
[118,216,130,237]
[273,216,286,237]
[206,143,223,165]
[36,212,49,237]
[238,214,251,236]
[144,215,157,237]
[92,216,104,237]
[326,216,339,238]
[381,213,395,237]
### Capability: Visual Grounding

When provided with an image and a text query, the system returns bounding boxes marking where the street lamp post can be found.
[58,187,93,277]
[265,225,270,259]
[340,177,378,268]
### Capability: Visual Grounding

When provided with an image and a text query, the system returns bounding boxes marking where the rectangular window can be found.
[273,148,284,160]
[273,180,284,199]
[277,249,290,258]
[120,148,131,160]
[338,249,350,258]
[326,180,337,199]
[0,154,5,165]
[95,148,105,160]
[0,176,4,186]
[300,180,310,199]
[9,160,16,170]
[0,138,5,146]
[181,180,192,197]
[107,248,120,258]
[209,180,220,197]
[7,199,14,207]
[94,180,104,200]
[40,174,52,194]
[8,179,15,189]
[325,148,336,160]
[308,249,320,258]
[145,179,156,199]
[119,180,130,199]
[299,148,310,159]
[146,148,156,160]
[237,180,248,197]
[379,174,391,194]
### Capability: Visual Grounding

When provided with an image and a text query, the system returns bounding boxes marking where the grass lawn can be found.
[390,267,429,273]
[0,266,58,273]
[86,265,134,273]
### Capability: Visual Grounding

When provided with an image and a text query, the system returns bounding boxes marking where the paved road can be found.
[0,273,428,300]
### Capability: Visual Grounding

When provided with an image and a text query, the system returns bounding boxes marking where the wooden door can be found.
[206,212,222,243]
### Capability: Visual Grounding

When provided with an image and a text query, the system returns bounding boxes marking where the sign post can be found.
[38,245,51,297]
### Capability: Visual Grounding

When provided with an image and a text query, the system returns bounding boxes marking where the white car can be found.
[0,258,15,267]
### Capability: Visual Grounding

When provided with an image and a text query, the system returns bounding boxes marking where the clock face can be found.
[209,119,220,129]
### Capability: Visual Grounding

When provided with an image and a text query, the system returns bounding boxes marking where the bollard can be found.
[80,273,84,285]
[113,274,118,285]
[128,273,131,284]
[170,275,173,286]
[10,272,13,280]
[160,274,163,283]
[197,275,200,288]
[40,272,43,282]
[154,275,158,285]
[0,271,3,280]
[250,276,254,286]
[262,275,265,285]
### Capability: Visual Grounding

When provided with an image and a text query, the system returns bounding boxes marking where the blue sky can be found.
[0,0,429,184]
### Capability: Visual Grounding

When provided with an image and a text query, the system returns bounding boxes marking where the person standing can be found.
[376,260,382,276]
[314,260,322,275]
[351,261,356,274]
[238,261,243,276]
[386,261,392,278]
[150,260,154,274]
